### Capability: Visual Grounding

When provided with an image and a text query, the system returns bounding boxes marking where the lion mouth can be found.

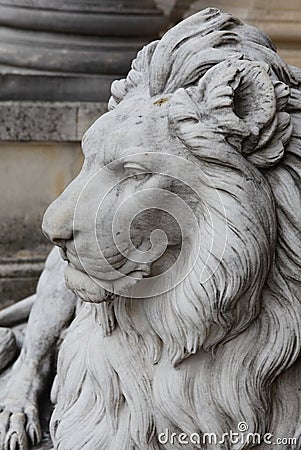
[64,258,151,302]
[61,236,177,301]
[60,247,127,274]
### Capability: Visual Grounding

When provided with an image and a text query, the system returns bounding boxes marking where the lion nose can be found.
[42,196,73,247]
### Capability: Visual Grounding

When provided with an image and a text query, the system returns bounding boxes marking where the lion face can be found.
[42,95,202,302]
[42,59,278,316]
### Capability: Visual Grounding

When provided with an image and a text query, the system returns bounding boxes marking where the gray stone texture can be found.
[0,0,168,101]
[1,8,301,449]
[0,139,83,306]
[0,101,107,141]
[0,0,170,305]
[0,101,105,306]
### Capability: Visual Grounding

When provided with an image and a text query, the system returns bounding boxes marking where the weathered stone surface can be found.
[0,257,45,309]
[0,0,168,101]
[0,0,167,37]
[1,8,301,450]
[187,0,301,67]
[0,328,17,372]
[0,101,106,141]
[0,360,54,449]
[0,140,83,305]
[0,69,118,102]
[34,437,52,450]
[0,100,97,304]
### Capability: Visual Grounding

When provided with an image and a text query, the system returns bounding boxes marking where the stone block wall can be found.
[0,102,106,307]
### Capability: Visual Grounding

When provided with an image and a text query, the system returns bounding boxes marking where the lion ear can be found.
[169,59,292,167]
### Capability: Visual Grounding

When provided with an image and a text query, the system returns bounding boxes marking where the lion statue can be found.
[0,8,300,449]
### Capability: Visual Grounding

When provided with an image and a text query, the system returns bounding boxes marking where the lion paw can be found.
[0,404,41,450]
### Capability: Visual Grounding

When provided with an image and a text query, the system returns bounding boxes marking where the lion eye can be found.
[123,162,150,181]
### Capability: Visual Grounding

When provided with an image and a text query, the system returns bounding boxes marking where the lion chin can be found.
[64,263,147,303]
[50,8,301,450]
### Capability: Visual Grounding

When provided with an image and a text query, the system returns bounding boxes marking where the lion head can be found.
[42,8,301,449]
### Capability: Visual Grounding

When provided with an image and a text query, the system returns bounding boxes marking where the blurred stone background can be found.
[1,0,301,308]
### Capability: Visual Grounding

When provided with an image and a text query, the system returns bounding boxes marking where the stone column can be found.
[0,0,167,101]
[0,0,168,306]
[186,0,301,67]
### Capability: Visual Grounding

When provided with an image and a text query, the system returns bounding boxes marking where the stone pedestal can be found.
[187,0,301,67]
[0,0,168,101]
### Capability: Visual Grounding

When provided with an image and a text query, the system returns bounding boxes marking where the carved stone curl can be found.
[0,8,300,450]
